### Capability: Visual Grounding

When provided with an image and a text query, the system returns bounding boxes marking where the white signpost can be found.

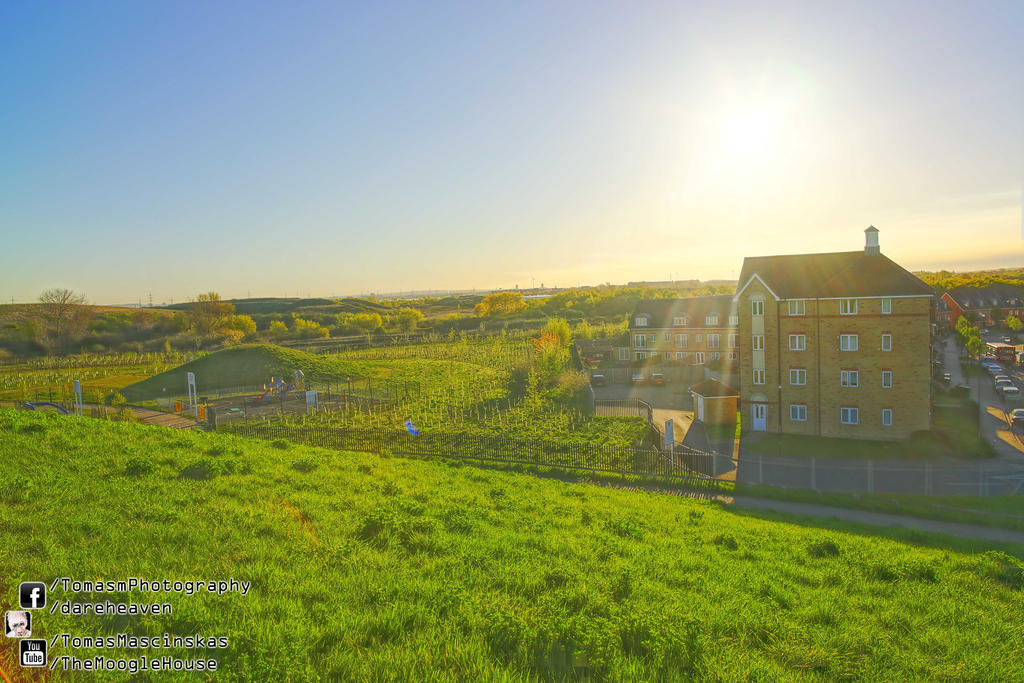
[73,380,83,417]
[664,419,675,470]
[186,372,198,417]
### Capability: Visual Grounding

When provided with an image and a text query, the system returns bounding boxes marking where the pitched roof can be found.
[946,285,1024,309]
[630,295,736,329]
[737,251,933,299]
[689,378,739,397]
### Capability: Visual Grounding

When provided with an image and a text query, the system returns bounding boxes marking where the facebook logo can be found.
[19,582,46,610]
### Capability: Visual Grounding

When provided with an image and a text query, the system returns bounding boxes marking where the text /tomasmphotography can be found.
[51,577,251,596]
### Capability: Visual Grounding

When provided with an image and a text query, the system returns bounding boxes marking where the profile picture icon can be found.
[5,611,31,638]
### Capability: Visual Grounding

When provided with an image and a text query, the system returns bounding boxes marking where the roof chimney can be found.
[864,225,880,255]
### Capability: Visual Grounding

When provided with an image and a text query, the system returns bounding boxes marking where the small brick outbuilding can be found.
[689,378,739,426]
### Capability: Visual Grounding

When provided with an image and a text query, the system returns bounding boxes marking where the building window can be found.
[695,352,706,364]
[635,316,648,327]
[841,370,859,387]
[753,368,765,384]
[672,316,687,326]
[695,334,703,343]
[728,334,739,348]
[634,351,645,361]
[705,313,719,325]
[789,334,806,351]
[634,334,645,348]
[676,334,688,348]
[619,348,628,361]
[841,407,859,425]
[788,300,805,316]
[881,298,892,314]
[676,352,687,360]
[664,332,671,342]
[840,299,858,315]
[664,352,672,361]
[789,368,806,385]
[881,333,892,352]
[882,408,893,426]
[648,334,656,345]
[728,314,738,326]
[711,352,720,360]
[752,334,765,351]
[728,351,738,360]
[790,404,807,422]
[882,370,893,388]
[752,300,765,316]
[707,334,721,349]
[840,334,859,351]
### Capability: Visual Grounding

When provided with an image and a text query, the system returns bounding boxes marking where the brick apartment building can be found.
[628,295,739,367]
[734,227,933,440]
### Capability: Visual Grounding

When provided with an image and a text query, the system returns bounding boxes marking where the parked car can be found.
[942,372,951,384]
[985,364,1003,375]
[995,379,1014,392]
[590,374,606,387]
[630,372,646,384]
[1001,386,1020,401]
[1011,408,1024,429]
[980,328,990,335]
[650,373,666,385]
[1003,337,1013,344]
[994,375,1013,385]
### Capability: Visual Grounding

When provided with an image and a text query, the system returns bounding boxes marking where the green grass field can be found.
[2,409,1022,681]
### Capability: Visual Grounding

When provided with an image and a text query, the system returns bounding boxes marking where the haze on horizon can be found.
[1,1,1022,305]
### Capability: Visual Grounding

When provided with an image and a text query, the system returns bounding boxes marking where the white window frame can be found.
[728,314,738,326]
[840,334,859,351]
[882,370,893,389]
[752,334,765,351]
[881,298,892,315]
[676,334,688,348]
[752,300,765,316]
[672,316,687,326]
[664,332,671,342]
[789,334,806,351]
[711,351,720,360]
[789,368,806,386]
[634,351,645,361]
[707,334,721,349]
[634,334,646,348]
[881,333,892,352]
[841,370,859,388]
[728,334,739,349]
[882,408,893,426]
[841,407,859,425]
[648,333,657,345]
[619,348,628,361]
[752,368,765,385]
[664,351,672,361]
[675,352,686,360]
[787,300,805,316]
[694,352,706,365]
[839,299,858,315]
[635,317,648,327]
[728,351,738,360]
[695,334,703,343]
[705,314,719,326]
[790,404,807,422]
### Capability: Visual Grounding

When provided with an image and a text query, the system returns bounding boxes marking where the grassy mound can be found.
[121,345,348,400]
[1,409,1022,680]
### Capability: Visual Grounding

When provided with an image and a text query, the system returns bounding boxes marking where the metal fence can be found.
[594,398,654,423]
[224,423,723,486]
[733,454,1024,497]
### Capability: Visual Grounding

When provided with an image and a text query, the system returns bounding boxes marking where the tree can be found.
[393,307,424,334]
[34,288,91,353]
[230,315,258,337]
[351,312,383,335]
[1007,316,1022,333]
[965,334,985,359]
[267,320,289,339]
[542,318,572,347]
[474,292,526,316]
[188,292,235,335]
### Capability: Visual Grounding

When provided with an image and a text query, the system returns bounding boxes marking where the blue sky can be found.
[1,1,1022,304]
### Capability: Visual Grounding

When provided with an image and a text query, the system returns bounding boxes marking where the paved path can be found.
[730,494,1024,544]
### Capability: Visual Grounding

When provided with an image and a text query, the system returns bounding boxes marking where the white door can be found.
[697,396,705,422]
[752,403,767,431]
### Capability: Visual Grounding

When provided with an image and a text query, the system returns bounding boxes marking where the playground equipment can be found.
[255,370,305,403]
